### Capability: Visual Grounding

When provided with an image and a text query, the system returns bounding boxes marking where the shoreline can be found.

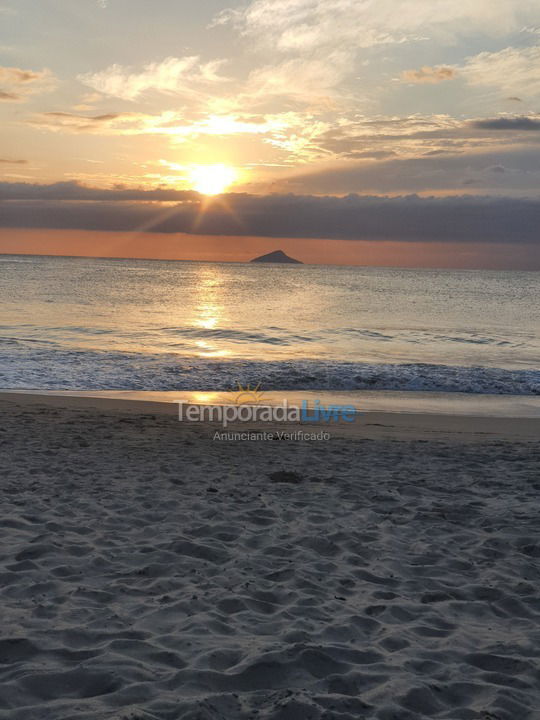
[3,387,540,415]
[2,390,539,442]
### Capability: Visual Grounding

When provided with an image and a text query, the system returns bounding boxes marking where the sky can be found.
[1,0,540,267]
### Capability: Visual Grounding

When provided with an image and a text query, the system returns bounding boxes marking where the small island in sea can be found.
[250,249,303,264]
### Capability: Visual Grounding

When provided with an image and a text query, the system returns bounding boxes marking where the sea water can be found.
[1,254,538,394]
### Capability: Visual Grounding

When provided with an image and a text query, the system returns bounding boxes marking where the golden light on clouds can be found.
[3,0,540,269]
[189,164,237,195]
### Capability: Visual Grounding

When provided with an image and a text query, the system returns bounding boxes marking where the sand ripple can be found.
[1,402,539,719]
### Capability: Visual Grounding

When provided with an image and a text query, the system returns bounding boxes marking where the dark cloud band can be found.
[471,117,540,131]
[1,182,540,246]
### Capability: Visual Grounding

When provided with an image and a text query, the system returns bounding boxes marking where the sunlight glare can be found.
[189,164,237,196]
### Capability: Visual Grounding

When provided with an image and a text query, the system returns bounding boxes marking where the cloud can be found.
[262,109,540,169]
[28,104,540,185]
[471,116,540,130]
[246,52,352,102]
[212,0,540,110]
[1,182,540,247]
[0,158,26,164]
[346,150,397,160]
[78,56,229,101]
[28,110,191,135]
[27,109,308,153]
[401,66,456,84]
[461,45,540,98]
[0,66,56,101]
[397,46,540,99]
[215,0,401,51]
[216,0,540,53]
[279,147,540,194]
[303,115,464,160]
[0,181,197,201]
[72,91,103,112]
[29,111,134,132]
[212,1,540,106]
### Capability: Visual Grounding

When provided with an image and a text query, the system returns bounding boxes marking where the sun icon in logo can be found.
[234,382,265,405]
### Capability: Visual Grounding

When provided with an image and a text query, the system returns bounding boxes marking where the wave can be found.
[0,347,538,395]
[1,326,531,351]
[159,327,315,345]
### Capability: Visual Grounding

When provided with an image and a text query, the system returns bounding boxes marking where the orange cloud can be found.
[401,66,456,84]
[0,65,56,101]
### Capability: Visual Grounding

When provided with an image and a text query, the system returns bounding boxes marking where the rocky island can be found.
[250,249,303,264]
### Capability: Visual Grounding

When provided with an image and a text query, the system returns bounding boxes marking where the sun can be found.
[189,164,237,196]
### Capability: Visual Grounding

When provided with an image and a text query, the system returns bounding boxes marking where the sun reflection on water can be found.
[191,265,229,357]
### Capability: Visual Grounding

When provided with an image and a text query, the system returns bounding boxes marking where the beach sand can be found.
[1,393,539,719]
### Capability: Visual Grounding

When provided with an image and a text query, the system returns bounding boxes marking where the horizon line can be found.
[1,250,538,273]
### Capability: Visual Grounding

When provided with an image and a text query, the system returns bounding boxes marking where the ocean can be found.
[1,254,538,394]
